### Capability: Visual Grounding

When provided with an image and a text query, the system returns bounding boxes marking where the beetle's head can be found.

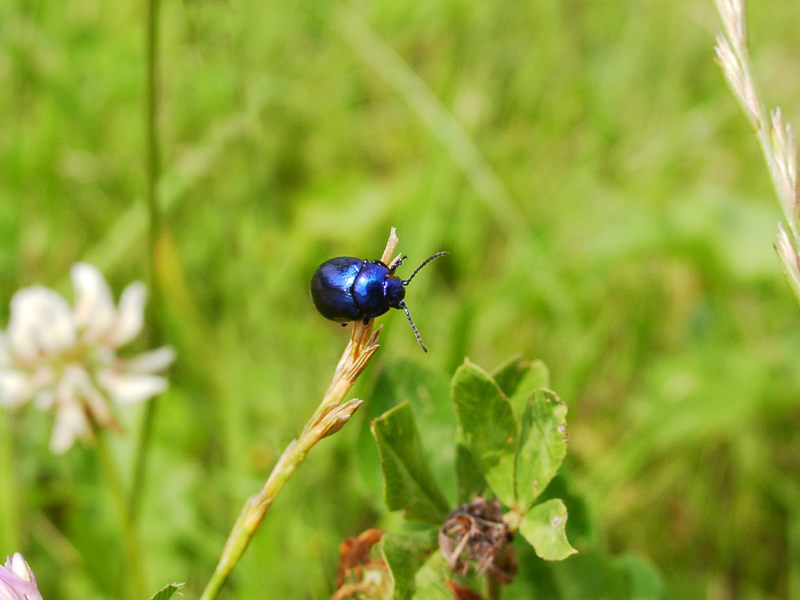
[385,276,406,308]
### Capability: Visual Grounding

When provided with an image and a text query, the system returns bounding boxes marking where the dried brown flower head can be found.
[438,498,518,584]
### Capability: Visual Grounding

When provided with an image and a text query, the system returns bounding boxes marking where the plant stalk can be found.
[130,0,162,524]
[198,230,398,600]
[95,430,145,600]
[486,577,502,600]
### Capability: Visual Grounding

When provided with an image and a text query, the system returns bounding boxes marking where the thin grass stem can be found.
[95,430,145,600]
[129,0,162,525]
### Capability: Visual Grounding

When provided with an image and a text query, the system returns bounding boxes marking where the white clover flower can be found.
[0,553,43,600]
[0,264,175,453]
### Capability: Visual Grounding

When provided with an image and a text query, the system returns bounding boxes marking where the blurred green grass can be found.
[3,0,800,598]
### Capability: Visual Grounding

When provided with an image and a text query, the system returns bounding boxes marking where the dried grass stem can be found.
[199,229,399,600]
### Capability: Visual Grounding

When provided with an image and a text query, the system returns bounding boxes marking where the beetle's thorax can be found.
[349,261,393,318]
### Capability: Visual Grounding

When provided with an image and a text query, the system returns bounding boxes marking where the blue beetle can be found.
[310,251,447,352]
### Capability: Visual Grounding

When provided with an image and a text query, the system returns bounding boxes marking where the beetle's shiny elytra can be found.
[310,251,447,352]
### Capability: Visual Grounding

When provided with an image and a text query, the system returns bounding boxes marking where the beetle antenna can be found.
[403,251,448,285]
[399,301,428,352]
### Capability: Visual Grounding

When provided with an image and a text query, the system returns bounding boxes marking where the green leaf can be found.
[515,389,568,509]
[147,582,184,600]
[360,360,455,495]
[382,530,438,600]
[518,498,576,560]
[411,550,457,600]
[518,546,664,600]
[510,362,550,419]
[452,359,517,506]
[493,356,550,419]
[492,355,533,396]
[372,402,450,525]
[455,440,488,504]
[614,555,665,600]
[538,471,596,546]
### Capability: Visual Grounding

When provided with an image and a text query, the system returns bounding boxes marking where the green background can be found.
[3,0,800,597]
